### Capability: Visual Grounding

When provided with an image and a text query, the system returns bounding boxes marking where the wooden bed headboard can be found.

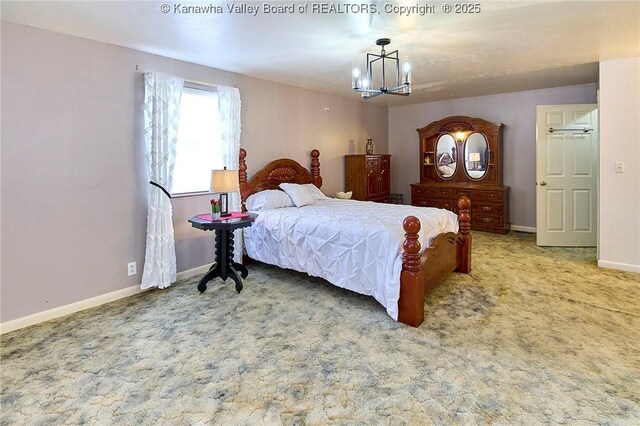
[239,148,323,210]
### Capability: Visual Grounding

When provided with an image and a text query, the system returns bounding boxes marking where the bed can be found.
[239,148,471,327]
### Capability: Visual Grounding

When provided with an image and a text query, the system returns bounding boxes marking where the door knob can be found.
[539,181,547,186]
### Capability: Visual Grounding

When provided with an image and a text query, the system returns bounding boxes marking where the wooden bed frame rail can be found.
[238,148,471,327]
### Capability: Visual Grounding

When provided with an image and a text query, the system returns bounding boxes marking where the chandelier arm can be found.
[362,92,385,100]
[383,91,410,97]
[386,84,410,92]
[355,88,384,95]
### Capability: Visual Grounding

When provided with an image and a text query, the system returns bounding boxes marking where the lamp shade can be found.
[469,153,481,162]
[210,169,239,193]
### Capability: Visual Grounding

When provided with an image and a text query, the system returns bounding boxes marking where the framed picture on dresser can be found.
[411,116,510,234]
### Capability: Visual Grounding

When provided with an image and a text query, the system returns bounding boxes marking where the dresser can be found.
[411,116,510,234]
[411,184,509,233]
[345,154,391,203]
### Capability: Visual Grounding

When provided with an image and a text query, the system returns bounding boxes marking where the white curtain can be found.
[141,72,184,289]
[218,86,243,262]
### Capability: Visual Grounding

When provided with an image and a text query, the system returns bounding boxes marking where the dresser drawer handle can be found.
[482,217,492,223]
[482,206,492,211]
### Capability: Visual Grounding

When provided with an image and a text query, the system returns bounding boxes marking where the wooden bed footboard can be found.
[397,196,472,327]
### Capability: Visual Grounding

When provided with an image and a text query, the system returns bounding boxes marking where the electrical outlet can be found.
[127,262,137,276]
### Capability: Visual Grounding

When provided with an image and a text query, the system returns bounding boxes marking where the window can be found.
[171,86,223,195]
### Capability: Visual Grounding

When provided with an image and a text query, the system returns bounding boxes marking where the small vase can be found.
[366,138,374,155]
[211,212,221,221]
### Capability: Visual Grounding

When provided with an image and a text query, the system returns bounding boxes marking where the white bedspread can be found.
[244,199,458,320]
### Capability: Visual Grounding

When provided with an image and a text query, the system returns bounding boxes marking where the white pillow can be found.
[245,190,294,211]
[303,183,329,200]
[279,183,317,207]
[438,165,455,177]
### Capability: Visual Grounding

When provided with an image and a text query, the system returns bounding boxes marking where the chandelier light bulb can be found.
[352,61,362,89]
[403,56,412,85]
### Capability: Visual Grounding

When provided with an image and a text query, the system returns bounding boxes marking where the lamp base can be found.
[220,192,230,216]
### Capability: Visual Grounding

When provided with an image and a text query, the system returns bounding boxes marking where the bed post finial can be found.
[398,215,425,327]
[402,216,421,272]
[239,148,248,212]
[239,148,247,184]
[310,149,322,188]
[456,196,472,273]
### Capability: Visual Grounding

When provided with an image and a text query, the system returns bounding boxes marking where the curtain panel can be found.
[217,86,243,262]
[141,72,184,290]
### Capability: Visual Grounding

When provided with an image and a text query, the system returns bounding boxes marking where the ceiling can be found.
[2,1,639,106]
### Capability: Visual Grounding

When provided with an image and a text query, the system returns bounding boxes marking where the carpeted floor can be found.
[1,231,639,425]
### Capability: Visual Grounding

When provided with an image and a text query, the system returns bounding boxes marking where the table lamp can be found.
[210,167,239,217]
[469,152,481,170]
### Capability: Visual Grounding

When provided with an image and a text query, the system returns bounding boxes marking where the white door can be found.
[536,104,598,246]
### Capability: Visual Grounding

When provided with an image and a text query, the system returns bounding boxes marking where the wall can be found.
[388,84,597,228]
[0,22,388,323]
[598,57,640,272]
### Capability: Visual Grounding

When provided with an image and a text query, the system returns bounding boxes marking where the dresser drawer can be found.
[472,201,503,216]
[412,186,428,197]
[426,188,453,198]
[437,199,455,211]
[454,190,474,199]
[474,190,503,202]
[412,186,453,199]
[472,215,504,227]
[412,198,437,208]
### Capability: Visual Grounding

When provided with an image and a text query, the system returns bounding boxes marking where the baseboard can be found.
[510,225,536,233]
[597,260,640,274]
[0,263,212,335]
[176,263,212,281]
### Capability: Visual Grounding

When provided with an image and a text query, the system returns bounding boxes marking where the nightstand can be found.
[188,213,257,293]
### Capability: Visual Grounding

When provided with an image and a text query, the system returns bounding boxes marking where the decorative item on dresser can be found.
[411,116,510,234]
[345,154,391,203]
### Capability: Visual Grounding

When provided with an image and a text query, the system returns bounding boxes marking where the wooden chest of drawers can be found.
[411,184,510,234]
[345,155,391,203]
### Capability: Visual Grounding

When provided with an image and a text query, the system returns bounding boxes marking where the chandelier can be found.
[352,38,411,100]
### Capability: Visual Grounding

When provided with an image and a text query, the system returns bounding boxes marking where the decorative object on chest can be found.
[366,138,374,155]
[411,116,510,234]
[345,154,391,203]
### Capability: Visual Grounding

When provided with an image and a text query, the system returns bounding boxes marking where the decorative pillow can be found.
[245,190,294,211]
[438,165,455,177]
[303,183,329,200]
[279,183,317,207]
[438,152,454,167]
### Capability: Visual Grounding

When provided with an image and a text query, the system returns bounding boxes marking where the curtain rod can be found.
[135,66,237,90]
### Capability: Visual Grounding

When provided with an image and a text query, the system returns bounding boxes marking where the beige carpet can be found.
[1,231,639,425]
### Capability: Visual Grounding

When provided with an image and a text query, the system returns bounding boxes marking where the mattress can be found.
[244,199,458,320]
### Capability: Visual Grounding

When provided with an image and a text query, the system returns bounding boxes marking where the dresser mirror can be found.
[413,116,509,234]
[436,134,457,179]
[464,132,489,180]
